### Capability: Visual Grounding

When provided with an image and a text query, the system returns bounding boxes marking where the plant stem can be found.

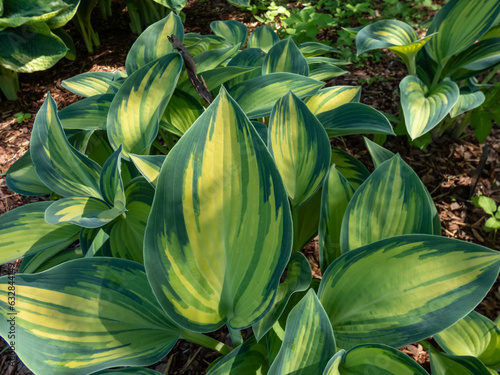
[181,331,232,355]
[430,65,444,91]
[291,204,301,253]
[74,13,94,53]
[451,111,472,139]
[481,63,500,85]
[407,54,417,76]
[0,67,19,101]
[228,325,243,347]
[152,140,170,155]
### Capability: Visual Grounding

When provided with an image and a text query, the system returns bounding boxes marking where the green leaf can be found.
[210,20,247,47]
[252,252,311,341]
[99,146,126,210]
[330,147,370,190]
[341,155,438,252]
[159,89,204,136]
[472,196,497,216]
[364,137,395,168]
[144,87,292,332]
[318,166,354,272]
[308,64,348,81]
[226,48,265,89]
[262,38,309,76]
[292,188,322,253]
[434,311,500,370]
[248,25,280,53]
[0,0,68,29]
[206,336,269,375]
[0,258,181,375]
[400,75,460,139]
[0,201,79,264]
[152,0,186,13]
[226,0,250,7]
[429,347,492,375]
[298,42,340,57]
[319,234,500,349]
[94,368,164,375]
[450,90,486,118]
[59,94,113,130]
[317,103,395,137]
[61,72,117,97]
[46,0,80,29]
[19,246,83,274]
[193,45,240,74]
[107,52,183,158]
[485,216,500,232]
[425,0,500,66]
[268,290,336,374]
[0,22,67,72]
[30,94,103,198]
[304,86,361,115]
[268,91,331,207]
[5,152,52,196]
[444,38,500,79]
[322,351,343,375]
[125,13,184,75]
[228,72,324,118]
[129,155,165,187]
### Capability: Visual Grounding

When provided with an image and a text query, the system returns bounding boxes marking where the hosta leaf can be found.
[226,48,265,89]
[330,147,370,190]
[248,25,280,53]
[210,20,247,47]
[318,166,354,272]
[317,103,394,137]
[298,42,340,57]
[269,290,336,375]
[434,311,500,369]
[61,72,116,97]
[308,64,347,81]
[152,0,186,13]
[251,121,268,145]
[0,258,181,375]
[45,196,123,228]
[268,91,331,207]
[31,94,102,198]
[206,336,269,375]
[5,152,52,196]
[429,347,492,375]
[341,155,438,252]
[0,0,67,29]
[46,0,80,29]
[322,351,343,375]
[0,23,67,72]
[335,344,428,374]
[144,88,292,331]
[305,86,361,115]
[252,252,311,341]
[0,201,79,264]
[292,188,322,253]
[125,13,184,75]
[107,52,182,158]
[262,38,309,76]
[80,177,154,263]
[94,368,163,375]
[319,234,500,349]
[364,137,395,168]
[400,75,459,139]
[159,89,204,136]
[450,90,486,118]
[228,72,324,118]
[193,45,240,74]
[58,94,113,130]
[306,57,350,67]
[129,155,165,187]
[226,0,250,7]
[19,246,83,274]
[99,146,126,209]
[444,38,500,79]
[425,0,500,66]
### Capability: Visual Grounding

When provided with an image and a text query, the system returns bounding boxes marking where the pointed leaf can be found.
[0,0,67,29]
[0,201,79,264]
[429,347,492,375]
[400,75,460,139]
[226,48,265,89]
[299,42,340,57]
[364,137,395,168]
[248,25,280,53]
[61,72,117,97]
[263,38,309,76]
[228,72,324,118]
[269,290,336,375]
[100,146,126,210]
[94,368,163,375]
[445,38,500,79]
[58,94,114,130]
[144,88,292,331]
[19,246,83,274]
[450,90,486,118]
[268,91,331,206]
[319,234,500,349]
[159,89,204,136]
[129,154,165,187]
[5,152,52,196]
[292,188,322,253]
[330,147,370,190]
[308,64,347,81]
[0,258,181,375]
[152,0,186,13]
[46,0,80,29]
[210,20,247,47]
[30,94,102,198]
[193,45,240,74]
[126,13,184,74]
[304,86,361,115]
[107,52,183,158]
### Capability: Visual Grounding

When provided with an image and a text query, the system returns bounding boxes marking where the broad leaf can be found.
[364,137,395,168]
[61,72,117,97]
[58,94,114,130]
[444,38,500,79]
[298,42,340,57]
[308,64,347,81]
[160,89,204,136]
[5,152,52,196]
[247,25,279,53]
[210,20,247,47]
[330,147,370,190]
[450,90,486,118]
[429,347,492,375]
[144,88,292,332]
[304,86,361,115]
[262,38,309,76]
[319,234,500,349]
[0,0,67,29]
[19,246,83,274]
[129,154,165,187]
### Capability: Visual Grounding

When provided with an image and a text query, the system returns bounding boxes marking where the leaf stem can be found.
[181,331,232,355]
[228,325,243,347]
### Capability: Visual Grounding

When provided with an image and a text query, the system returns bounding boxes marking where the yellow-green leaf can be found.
[262,38,309,76]
[304,86,361,115]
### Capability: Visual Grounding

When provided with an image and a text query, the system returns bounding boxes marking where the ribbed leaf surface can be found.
[262,38,309,76]
[304,86,361,115]
[61,72,117,97]
[248,25,279,53]
[59,94,114,130]
[210,20,247,47]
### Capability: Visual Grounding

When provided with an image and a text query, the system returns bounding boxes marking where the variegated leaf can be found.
[228,72,324,118]
[304,86,361,115]
[210,20,247,47]
[129,154,165,187]
[298,42,340,57]
[319,234,500,349]
[330,147,370,190]
[322,351,343,375]
[268,290,336,375]
[292,188,322,253]
[159,90,204,137]
[226,48,265,90]
[308,64,347,81]
[30,94,102,198]
[429,347,492,375]
[99,146,126,210]
[94,368,164,375]
[58,94,113,130]
[400,75,459,139]
[444,38,500,79]
[5,152,52,196]
[193,45,240,74]
[268,91,331,207]
[450,90,486,118]
[0,1,67,29]
[262,38,309,76]
[61,72,117,97]
[152,0,186,13]
[364,137,394,168]
[340,155,438,252]
[107,52,182,158]
[144,87,292,331]
[125,13,184,74]
[0,258,181,375]
[247,25,280,53]
[19,246,83,274]
[318,166,354,272]
[0,201,79,264]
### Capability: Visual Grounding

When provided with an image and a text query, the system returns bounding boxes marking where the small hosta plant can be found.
[1,15,499,375]
[473,195,500,242]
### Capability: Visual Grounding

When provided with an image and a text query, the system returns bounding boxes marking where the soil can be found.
[0,1,499,374]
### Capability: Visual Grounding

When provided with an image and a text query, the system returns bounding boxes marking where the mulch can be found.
[0,1,499,374]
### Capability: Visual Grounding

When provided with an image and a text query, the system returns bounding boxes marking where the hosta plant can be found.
[1,15,500,375]
[355,0,500,147]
